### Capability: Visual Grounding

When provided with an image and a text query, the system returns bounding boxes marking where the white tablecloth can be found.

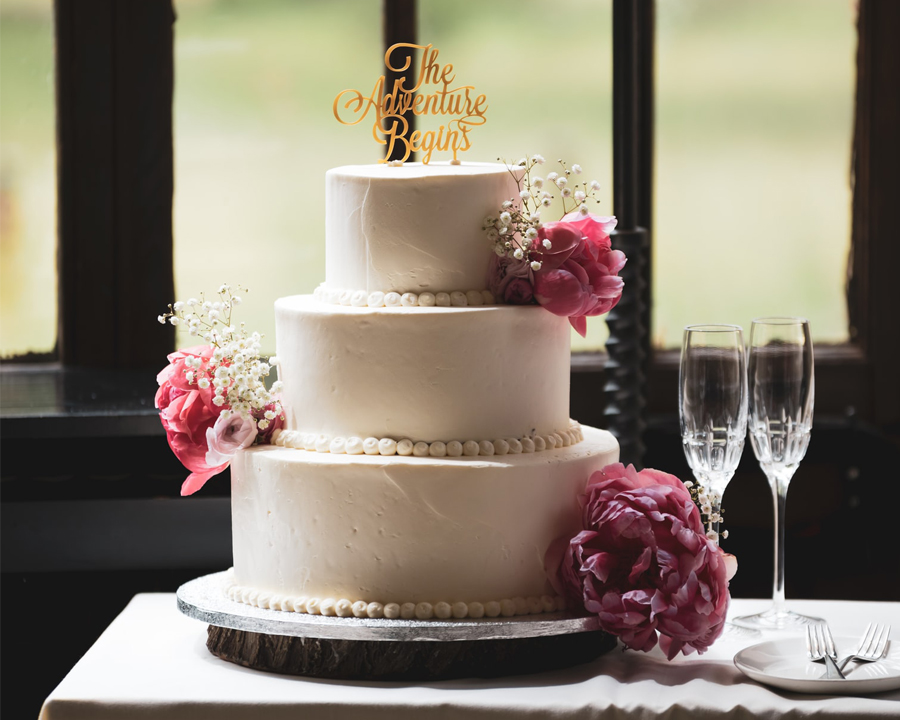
[40,594,900,719]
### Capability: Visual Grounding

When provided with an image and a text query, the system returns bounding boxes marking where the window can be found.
[173,0,382,353]
[420,0,615,351]
[654,0,855,347]
[639,0,898,430]
[3,0,897,429]
[0,0,56,358]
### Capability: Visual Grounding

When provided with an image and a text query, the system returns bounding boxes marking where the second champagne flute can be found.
[733,317,818,630]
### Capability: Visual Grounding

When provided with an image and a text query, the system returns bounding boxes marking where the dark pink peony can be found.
[547,463,731,659]
[487,254,535,304]
[532,213,626,337]
[156,345,228,496]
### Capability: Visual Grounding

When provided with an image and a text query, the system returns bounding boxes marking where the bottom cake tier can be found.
[229,425,618,619]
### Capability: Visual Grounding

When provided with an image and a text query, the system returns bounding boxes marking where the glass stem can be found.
[701,474,730,546]
[767,467,792,617]
[710,498,721,543]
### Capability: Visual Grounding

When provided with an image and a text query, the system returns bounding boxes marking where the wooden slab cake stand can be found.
[177,571,616,680]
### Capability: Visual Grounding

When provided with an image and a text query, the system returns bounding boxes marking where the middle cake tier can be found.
[275,295,571,442]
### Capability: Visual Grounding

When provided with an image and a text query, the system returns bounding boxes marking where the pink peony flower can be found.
[156,345,228,496]
[547,463,731,660]
[155,345,215,408]
[532,213,626,337]
[205,412,258,468]
[487,254,535,304]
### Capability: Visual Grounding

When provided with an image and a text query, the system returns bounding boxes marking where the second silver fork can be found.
[839,623,891,673]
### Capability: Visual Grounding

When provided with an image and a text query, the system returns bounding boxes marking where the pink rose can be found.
[532,213,626,337]
[206,412,258,467]
[487,254,534,304]
[156,345,228,496]
[547,463,731,660]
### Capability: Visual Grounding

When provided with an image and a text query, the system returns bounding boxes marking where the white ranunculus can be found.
[205,412,258,467]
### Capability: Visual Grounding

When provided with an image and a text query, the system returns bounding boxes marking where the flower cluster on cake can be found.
[156,285,284,496]
[484,155,626,336]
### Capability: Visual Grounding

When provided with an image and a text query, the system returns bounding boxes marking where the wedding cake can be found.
[224,161,620,620]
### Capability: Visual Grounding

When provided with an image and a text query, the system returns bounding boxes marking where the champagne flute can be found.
[679,325,748,545]
[733,317,819,630]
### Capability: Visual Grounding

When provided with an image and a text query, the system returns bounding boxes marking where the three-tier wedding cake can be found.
[224,161,620,620]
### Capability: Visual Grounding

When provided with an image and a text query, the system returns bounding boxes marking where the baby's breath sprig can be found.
[683,479,729,543]
[157,284,283,433]
[483,154,605,267]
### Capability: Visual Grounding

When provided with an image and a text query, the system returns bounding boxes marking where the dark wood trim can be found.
[55,0,175,368]
[607,0,654,464]
[636,0,655,384]
[0,364,162,440]
[382,0,417,162]
[610,0,654,357]
[848,0,872,354]
[849,0,900,430]
[611,0,655,236]
[612,0,639,229]
[55,0,114,366]
[0,351,57,364]
[647,345,871,419]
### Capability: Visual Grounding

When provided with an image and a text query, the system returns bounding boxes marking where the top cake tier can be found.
[324,162,521,295]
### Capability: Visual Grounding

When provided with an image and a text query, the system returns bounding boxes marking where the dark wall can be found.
[643,416,900,602]
[1,431,233,719]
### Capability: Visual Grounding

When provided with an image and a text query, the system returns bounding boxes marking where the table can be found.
[39,595,900,719]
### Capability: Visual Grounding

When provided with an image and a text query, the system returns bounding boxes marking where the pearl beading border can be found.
[271,422,584,458]
[314,284,496,309]
[226,578,567,620]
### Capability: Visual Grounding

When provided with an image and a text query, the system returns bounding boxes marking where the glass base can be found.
[732,606,823,631]
[721,620,762,639]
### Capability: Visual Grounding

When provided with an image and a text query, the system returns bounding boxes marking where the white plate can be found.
[734,636,900,695]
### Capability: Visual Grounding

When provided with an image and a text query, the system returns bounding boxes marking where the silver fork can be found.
[806,623,846,679]
[839,623,892,673]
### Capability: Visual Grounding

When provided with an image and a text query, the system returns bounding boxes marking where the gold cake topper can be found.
[333,43,487,164]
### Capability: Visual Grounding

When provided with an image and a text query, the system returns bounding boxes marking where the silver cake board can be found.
[177,571,616,680]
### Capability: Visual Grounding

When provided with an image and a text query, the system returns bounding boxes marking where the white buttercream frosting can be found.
[230,426,619,610]
[324,162,522,294]
[275,296,571,442]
